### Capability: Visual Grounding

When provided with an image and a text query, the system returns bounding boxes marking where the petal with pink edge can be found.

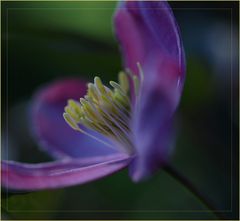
[31,78,117,159]
[1,154,131,190]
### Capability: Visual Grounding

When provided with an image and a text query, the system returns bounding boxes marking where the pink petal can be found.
[31,78,117,159]
[2,154,131,190]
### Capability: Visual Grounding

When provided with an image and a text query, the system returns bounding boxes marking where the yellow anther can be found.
[110,81,126,95]
[63,113,80,131]
[100,95,114,112]
[87,83,99,101]
[113,90,127,107]
[68,99,82,115]
[80,99,97,120]
[133,75,140,96]
[79,97,87,106]
[106,89,114,98]
[64,106,80,122]
[119,71,129,93]
[80,117,96,130]
[68,99,76,107]
[94,76,106,94]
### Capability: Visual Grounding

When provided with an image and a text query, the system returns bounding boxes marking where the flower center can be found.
[63,65,143,155]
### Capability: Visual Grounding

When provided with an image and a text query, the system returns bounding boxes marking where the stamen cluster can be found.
[63,71,141,154]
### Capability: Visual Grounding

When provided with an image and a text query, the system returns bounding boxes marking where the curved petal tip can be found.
[1,154,131,190]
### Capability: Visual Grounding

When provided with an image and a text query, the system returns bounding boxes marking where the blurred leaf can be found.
[8,1,116,43]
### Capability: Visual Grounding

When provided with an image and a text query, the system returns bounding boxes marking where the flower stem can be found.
[163,164,226,220]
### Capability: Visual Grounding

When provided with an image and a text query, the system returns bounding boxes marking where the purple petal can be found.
[1,154,131,190]
[31,78,117,159]
[114,1,186,180]
[114,0,185,102]
[114,0,185,82]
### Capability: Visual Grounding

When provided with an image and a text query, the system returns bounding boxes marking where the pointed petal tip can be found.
[1,155,131,190]
[130,170,147,183]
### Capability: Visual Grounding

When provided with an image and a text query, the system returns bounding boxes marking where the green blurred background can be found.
[1,1,239,220]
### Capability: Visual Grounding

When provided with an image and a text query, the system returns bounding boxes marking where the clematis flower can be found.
[1,0,185,190]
